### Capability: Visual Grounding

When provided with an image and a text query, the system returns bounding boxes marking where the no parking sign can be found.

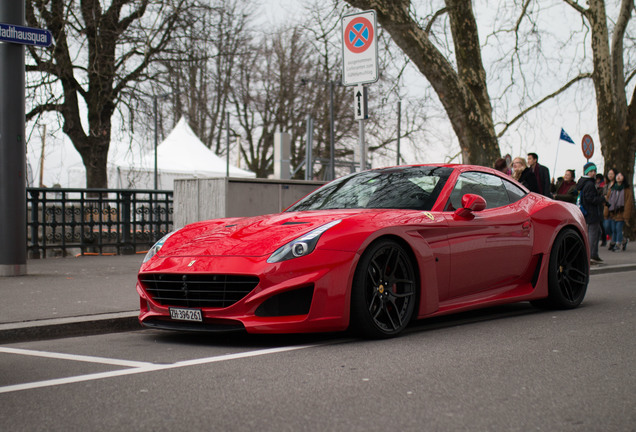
[342,10,378,86]
[581,134,594,160]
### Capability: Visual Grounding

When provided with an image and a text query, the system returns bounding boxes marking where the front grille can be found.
[140,274,259,308]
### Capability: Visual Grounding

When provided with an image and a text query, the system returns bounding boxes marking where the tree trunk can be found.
[584,0,635,237]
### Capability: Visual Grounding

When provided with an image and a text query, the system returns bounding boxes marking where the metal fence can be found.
[27,188,173,258]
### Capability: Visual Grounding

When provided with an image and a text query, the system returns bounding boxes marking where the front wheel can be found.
[350,240,417,338]
[536,228,589,309]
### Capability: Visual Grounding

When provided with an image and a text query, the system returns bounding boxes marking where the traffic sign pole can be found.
[0,0,27,276]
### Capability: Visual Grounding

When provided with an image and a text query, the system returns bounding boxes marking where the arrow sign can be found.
[354,85,368,120]
[0,23,52,47]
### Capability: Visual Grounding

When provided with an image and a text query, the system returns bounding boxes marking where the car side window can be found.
[503,178,527,203]
[446,172,511,210]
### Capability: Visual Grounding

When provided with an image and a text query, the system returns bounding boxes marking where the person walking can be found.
[527,152,551,198]
[576,162,606,263]
[552,169,578,203]
[604,171,633,251]
[601,168,616,246]
[512,157,539,193]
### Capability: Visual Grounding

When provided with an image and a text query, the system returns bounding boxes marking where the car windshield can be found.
[288,166,453,211]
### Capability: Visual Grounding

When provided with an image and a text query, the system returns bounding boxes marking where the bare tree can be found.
[25,0,188,188]
[157,0,253,154]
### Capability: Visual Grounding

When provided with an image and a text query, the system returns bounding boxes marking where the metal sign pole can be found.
[359,119,366,171]
[0,0,27,276]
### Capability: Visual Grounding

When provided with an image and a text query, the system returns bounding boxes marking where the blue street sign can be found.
[0,23,52,47]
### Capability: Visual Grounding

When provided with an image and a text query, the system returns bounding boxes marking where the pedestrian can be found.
[512,157,539,193]
[576,162,606,264]
[601,168,616,246]
[551,169,578,203]
[527,152,551,198]
[604,171,633,251]
[596,173,607,245]
[494,158,510,175]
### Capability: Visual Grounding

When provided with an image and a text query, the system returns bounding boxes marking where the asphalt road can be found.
[1,271,634,432]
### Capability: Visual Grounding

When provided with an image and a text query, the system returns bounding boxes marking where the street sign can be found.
[342,10,378,86]
[354,84,368,120]
[581,134,594,160]
[0,23,52,47]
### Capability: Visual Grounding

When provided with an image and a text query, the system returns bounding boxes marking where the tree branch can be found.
[562,0,588,15]
[496,73,592,138]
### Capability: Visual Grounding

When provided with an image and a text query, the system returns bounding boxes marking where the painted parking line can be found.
[0,344,319,394]
[0,347,153,368]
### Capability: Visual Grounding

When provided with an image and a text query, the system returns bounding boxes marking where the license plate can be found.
[169,307,203,322]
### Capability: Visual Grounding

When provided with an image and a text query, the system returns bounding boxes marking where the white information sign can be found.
[342,10,379,86]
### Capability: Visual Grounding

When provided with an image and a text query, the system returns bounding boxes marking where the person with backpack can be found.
[576,162,607,263]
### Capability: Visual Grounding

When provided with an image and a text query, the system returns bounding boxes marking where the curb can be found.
[1,265,634,344]
[589,264,636,275]
[0,311,141,344]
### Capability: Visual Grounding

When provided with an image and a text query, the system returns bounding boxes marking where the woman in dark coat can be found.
[512,157,539,193]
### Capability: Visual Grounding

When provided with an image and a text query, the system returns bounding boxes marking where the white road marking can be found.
[0,344,319,394]
[0,347,154,368]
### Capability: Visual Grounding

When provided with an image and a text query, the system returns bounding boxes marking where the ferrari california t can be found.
[137,164,589,338]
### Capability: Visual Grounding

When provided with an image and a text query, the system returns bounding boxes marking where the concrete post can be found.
[274,132,291,180]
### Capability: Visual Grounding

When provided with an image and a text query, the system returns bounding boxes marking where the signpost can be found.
[581,134,594,161]
[342,10,377,172]
[1,2,51,276]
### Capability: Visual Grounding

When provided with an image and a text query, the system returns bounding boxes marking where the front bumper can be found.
[137,249,357,334]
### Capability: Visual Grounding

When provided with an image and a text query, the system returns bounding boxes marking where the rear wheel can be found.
[535,228,588,309]
[350,240,417,338]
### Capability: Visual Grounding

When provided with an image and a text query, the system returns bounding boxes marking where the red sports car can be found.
[137,164,589,338]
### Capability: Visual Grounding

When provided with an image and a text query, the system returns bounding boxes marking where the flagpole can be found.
[552,137,561,181]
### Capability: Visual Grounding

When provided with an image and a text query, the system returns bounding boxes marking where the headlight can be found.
[143,231,176,263]
[267,220,341,263]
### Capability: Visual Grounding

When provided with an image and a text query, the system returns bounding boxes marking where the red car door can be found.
[443,172,534,301]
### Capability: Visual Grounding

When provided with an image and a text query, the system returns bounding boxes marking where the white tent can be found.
[66,117,255,189]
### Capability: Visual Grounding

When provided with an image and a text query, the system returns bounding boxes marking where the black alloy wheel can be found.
[539,228,589,309]
[351,239,417,338]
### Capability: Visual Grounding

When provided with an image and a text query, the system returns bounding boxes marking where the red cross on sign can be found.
[345,17,374,54]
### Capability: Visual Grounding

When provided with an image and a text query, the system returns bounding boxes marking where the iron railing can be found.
[27,188,173,258]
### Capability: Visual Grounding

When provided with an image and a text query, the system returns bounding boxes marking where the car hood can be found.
[159,210,361,257]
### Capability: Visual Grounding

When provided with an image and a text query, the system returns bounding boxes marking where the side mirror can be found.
[454,193,486,219]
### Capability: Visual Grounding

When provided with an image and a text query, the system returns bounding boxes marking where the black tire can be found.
[535,228,589,309]
[350,239,417,338]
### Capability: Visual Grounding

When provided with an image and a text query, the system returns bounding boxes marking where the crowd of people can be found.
[493,153,633,265]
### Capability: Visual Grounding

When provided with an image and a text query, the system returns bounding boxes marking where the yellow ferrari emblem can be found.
[187,260,197,267]
[423,212,434,220]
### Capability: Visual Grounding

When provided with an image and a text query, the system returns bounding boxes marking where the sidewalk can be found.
[1,244,635,344]
[0,253,145,343]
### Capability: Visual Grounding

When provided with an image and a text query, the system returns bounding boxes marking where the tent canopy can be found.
[65,117,255,189]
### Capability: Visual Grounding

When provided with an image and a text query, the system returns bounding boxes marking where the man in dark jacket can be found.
[527,152,552,198]
[576,162,606,263]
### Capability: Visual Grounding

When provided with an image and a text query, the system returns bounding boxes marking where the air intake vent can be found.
[140,274,259,308]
